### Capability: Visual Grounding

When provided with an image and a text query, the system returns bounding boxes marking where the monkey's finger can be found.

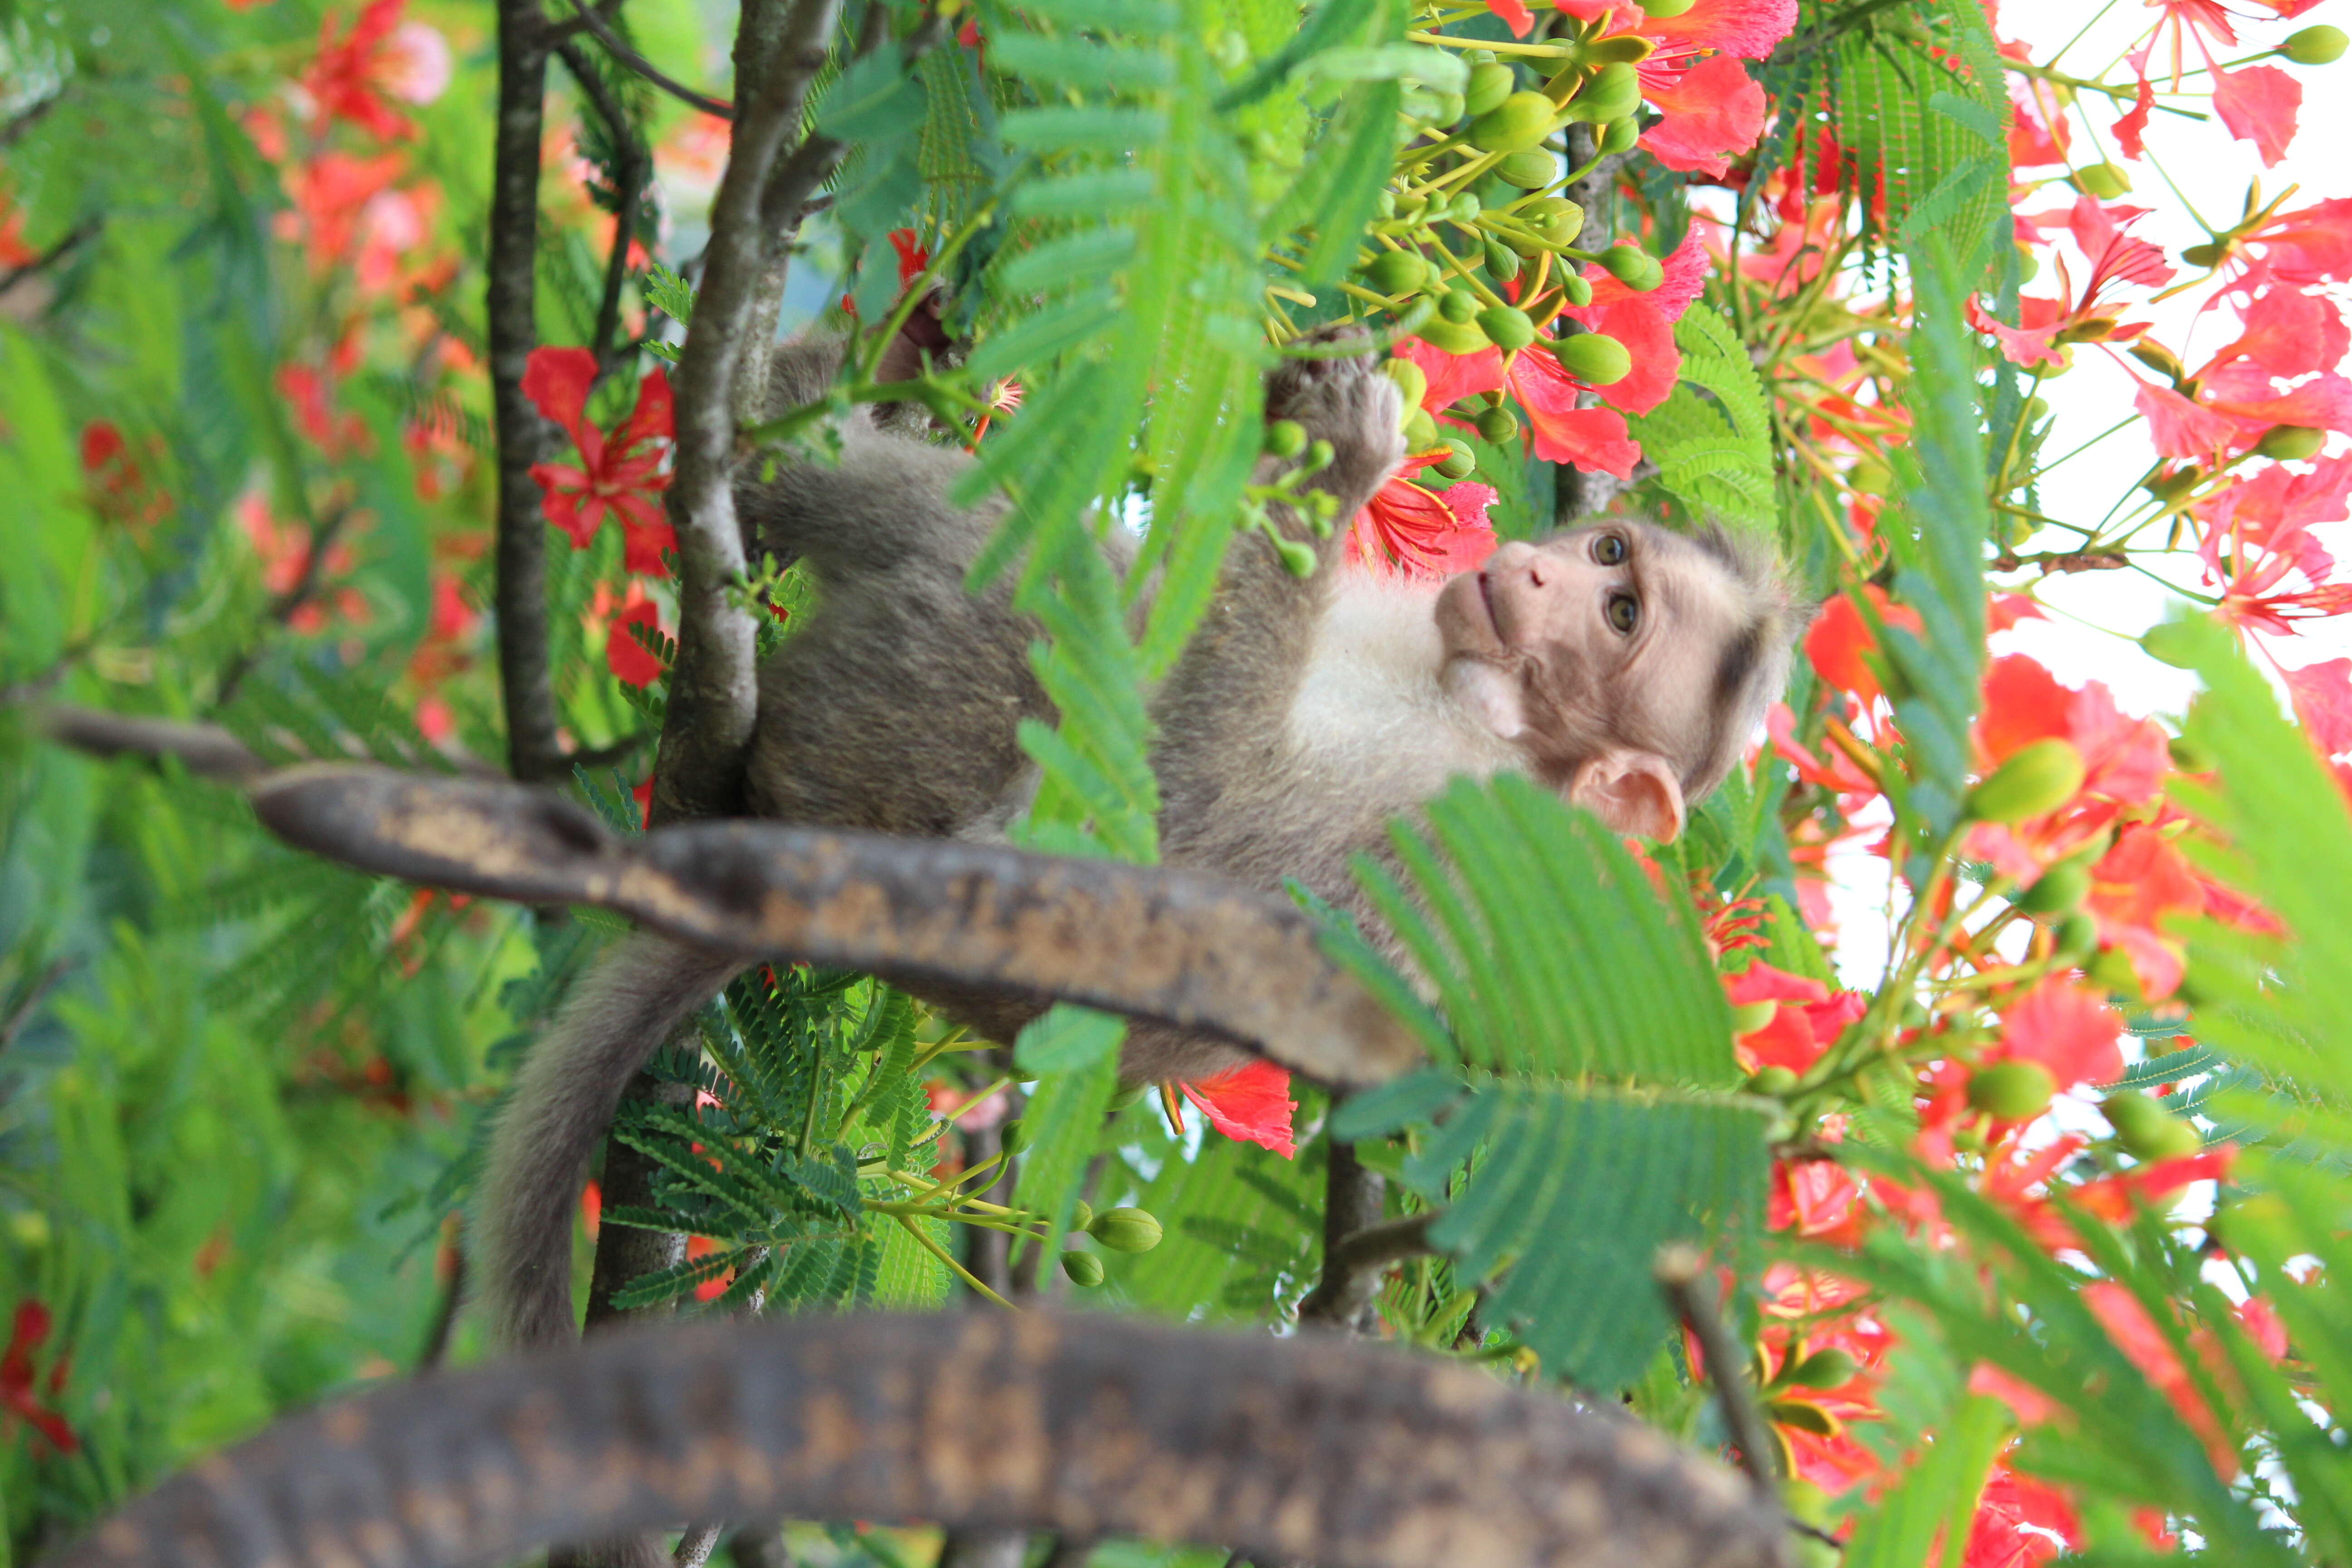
[242,763,1423,1087]
[56,1311,1793,1568]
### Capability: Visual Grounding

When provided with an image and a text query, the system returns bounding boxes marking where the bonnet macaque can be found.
[477,333,1803,1352]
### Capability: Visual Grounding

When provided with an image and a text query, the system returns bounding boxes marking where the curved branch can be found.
[187,760,1413,1086]
[57,1313,1793,1568]
[567,0,736,120]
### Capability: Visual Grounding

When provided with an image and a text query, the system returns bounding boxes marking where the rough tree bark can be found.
[489,0,567,785]
[55,1313,1794,1568]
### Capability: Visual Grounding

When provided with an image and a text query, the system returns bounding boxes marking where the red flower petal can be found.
[2284,658,2352,756]
[606,598,667,688]
[2212,62,2301,168]
[1640,0,1798,61]
[1638,54,1767,179]
[1486,0,1534,36]
[1397,338,1507,411]
[1178,1061,1296,1157]
[1994,978,2122,1091]
[522,347,598,446]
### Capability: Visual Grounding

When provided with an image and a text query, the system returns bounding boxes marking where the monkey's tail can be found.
[473,932,751,1353]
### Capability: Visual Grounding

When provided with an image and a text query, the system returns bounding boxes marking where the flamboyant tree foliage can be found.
[6,0,2352,1564]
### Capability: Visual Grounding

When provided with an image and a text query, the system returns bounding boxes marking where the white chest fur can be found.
[1288,575,1525,799]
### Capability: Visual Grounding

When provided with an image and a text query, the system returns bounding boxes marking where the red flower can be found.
[279,151,407,272]
[1349,452,1498,577]
[2284,658,2352,756]
[1968,197,2171,369]
[1639,54,1766,179]
[1807,585,1925,710]
[1990,978,2122,1092]
[1177,1060,1297,1157]
[888,227,931,288]
[523,347,677,574]
[2206,286,2351,382]
[606,597,668,689]
[1487,0,1534,35]
[1725,960,1865,1075]
[2212,62,2302,167]
[1,1301,76,1455]
[1395,334,1644,479]
[300,0,449,141]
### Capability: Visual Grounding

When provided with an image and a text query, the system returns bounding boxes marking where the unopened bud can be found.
[1071,1200,1093,1231]
[1435,439,1477,480]
[2282,24,2348,64]
[1730,1000,1779,1036]
[1567,62,1641,123]
[1465,61,1517,120]
[1640,0,1695,14]
[1382,357,1429,416]
[1496,148,1560,189]
[1964,738,2086,824]
[1401,407,1440,451]
[1264,419,1307,459]
[1601,114,1641,153]
[1477,304,1537,352]
[997,1118,1029,1156]
[1484,238,1522,282]
[1475,403,1519,444]
[1748,1064,1797,1095]
[1784,1348,1861,1389]
[1439,288,1479,325]
[1059,1249,1105,1287]
[1469,91,1558,154]
[1561,271,1593,307]
[2181,240,2226,269]
[1553,331,1632,385]
[1598,244,1664,291]
[1365,248,1428,296]
[2257,424,2326,461]
[2128,340,2184,381]
[1967,1060,2057,1122]
[2073,162,2132,199]
[1087,1206,1163,1253]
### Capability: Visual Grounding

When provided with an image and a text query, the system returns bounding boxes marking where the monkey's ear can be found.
[1567,750,1686,842]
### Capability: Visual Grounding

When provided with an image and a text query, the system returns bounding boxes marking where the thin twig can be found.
[0,217,100,296]
[214,504,357,706]
[554,38,653,382]
[0,957,71,1053]
[1297,1210,1436,1327]
[1655,1243,1782,1499]
[567,0,735,120]
[1295,1137,1404,1329]
[416,1227,467,1371]
[487,0,567,785]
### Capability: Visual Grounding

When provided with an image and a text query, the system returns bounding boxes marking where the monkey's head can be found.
[1432,520,1804,843]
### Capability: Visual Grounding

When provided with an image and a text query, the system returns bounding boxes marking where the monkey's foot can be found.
[1266,333,1406,507]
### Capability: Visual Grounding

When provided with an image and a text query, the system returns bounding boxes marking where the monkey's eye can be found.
[1592,533,1627,566]
[1606,592,1639,635]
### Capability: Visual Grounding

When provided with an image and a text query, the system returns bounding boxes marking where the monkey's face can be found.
[1431,524,1748,842]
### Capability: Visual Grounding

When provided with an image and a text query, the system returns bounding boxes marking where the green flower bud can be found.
[2102,1089,2200,1161]
[1476,304,1537,352]
[1070,1199,1093,1232]
[1847,458,1892,496]
[1522,196,1586,246]
[1418,314,1491,355]
[2181,240,2226,268]
[1964,738,2086,824]
[2015,861,2089,916]
[1271,533,1318,578]
[1968,1059,2057,1122]
[2054,910,2099,964]
[1601,114,1641,153]
[1436,439,1477,480]
[1475,403,1520,444]
[2257,424,2326,461]
[1560,271,1593,306]
[1427,91,1466,127]
[1640,0,1696,15]
[1367,249,1430,298]
[2128,340,2185,381]
[1749,1065,1797,1096]
[1484,237,1522,281]
[2283,24,2348,64]
[1598,244,1665,291]
[1402,407,1441,450]
[1495,147,1559,188]
[1059,1249,1105,1288]
[1383,357,1429,416]
[1087,1205,1164,1253]
[1567,62,1641,123]
[1439,287,1479,324]
[1731,1000,1779,1036]
[1553,331,1632,385]
[1582,34,1657,65]
[1263,418,1308,459]
[1784,1348,1861,1390]
[2073,162,2132,199]
[1769,1399,1840,1437]
[1470,90,1559,154]
[1376,190,1397,219]
[997,1118,1029,1156]
[1464,61,1518,120]
[1448,190,1483,224]
[2139,619,2202,668]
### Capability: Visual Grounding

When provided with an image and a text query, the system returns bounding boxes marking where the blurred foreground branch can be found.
[55,1312,1793,1568]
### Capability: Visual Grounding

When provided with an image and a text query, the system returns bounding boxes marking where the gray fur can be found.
[476,332,1798,1354]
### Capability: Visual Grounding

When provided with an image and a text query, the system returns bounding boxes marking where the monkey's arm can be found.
[1151,351,1404,815]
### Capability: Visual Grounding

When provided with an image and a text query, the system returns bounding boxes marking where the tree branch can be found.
[57,1312,1795,1568]
[1656,1244,1783,1500]
[214,503,358,706]
[1298,1212,1436,1328]
[650,0,844,828]
[1296,1137,1398,1330]
[488,0,568,785]
[566,0,736,120]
